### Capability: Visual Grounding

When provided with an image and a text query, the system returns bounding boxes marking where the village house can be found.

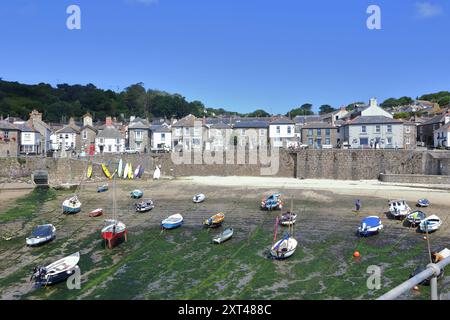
[232,119,269,149]
[0,120,20,157]
[268,116,296,148]
[28,110,52,154]
[14,122,41,155]
[128,117,150,153]
[171,114,202,151]
[50,118,81,152]
[204,120,233,150]
[150,122,172,152]
[403,121,417,150]
[301,122,339,149]
[434,114,450,149]
[95,125,125,154]
[80,113,98,154]
[417,113,449,148]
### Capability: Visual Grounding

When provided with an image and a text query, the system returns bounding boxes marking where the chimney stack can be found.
[106,116,113,126]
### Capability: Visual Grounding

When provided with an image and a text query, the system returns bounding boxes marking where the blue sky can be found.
[0,0,449,114]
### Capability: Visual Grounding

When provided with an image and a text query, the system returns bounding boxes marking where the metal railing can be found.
[377,255,450,300]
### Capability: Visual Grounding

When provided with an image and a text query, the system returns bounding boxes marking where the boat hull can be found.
[62,205,81,214]
[89,209,103,217]
[161,221,183,230]
[35,267,78,286]
[270,238,298,259]
[26,235,55,246]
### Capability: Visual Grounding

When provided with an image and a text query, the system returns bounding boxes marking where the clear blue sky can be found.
[1,0,449,114]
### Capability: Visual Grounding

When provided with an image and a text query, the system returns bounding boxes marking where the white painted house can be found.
[14,122,41,155]
[434,114,450,149]
[150,123,172,151]
[269,116,296,148]
[50,126,80,151]
[95,126,125,154]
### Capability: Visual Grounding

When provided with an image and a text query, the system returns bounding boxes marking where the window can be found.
[287,126,292,134]
[376,125,381,133]
[260,129,266,136]
[361,126,367,133]
[60,134,63,139]
[160,133,165,141]
[116,145,120,152]
[176,128,181,136]
[276,126,281,134]
[308,129,313,136]
[83,130,87,140]
[387,125,392,133]
[135,131,142,140]
[116,138,120,145]
[185,128,190,135]
[387,137,392,145]
[406,137,410,145]
[99,138,104,144]
[308,138,313,145]
[360,138,369,146]
[65,134,69,139]
[241,129,245,136]
[108,145,112,152]
[325,138,330,145]
[4,131,9,138]
[317,128,322,136]
[316,138,322,147]
[325,128,330,136]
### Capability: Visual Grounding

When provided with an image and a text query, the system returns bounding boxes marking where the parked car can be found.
[123,147,140,154]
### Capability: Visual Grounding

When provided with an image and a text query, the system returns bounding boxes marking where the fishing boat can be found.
[135,199,154,212]
[419,215,442,233]
[87,164,93,179]
[97,184,109,193]
[26,224,56,246]
[417,199,430,207]
[89,208,103,217]
[62,196,82,214]
[31,252,80,286]
[134,165,141,178]
[358,216,383,237]
[388,199,411,219]
[101,163,112,179]
[161,213,183,230]
[203,212,225,228]
[261,193,283,211]
[212,227,234,244]
[280,212,297,226]
[193,193,206,203]
[131,189,143,199]
[406,210,426,226]
[117,159,123,177]
[270,216,297,259]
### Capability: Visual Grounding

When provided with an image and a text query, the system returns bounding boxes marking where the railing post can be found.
[428,263,441,300]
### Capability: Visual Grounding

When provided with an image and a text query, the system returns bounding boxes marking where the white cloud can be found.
[415,2,444,18]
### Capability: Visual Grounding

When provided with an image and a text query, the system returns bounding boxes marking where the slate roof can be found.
[418,114,446,126]
[301,122,337,129]
[150,124,171,133]
[210,121,232,129]
[56,126,80,134]
[348,116,403,125]
[128,117,150,130]
[0,121,19,130]
[172,114,197,127]
[232,120,269,129]
[270,116,294,125]
[97,126,122,139]
[293,115,322,124]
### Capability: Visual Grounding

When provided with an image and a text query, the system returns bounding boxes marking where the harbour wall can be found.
[379,173,450,185]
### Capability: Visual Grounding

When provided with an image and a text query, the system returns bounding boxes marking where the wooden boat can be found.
[97,184,109,193]
[280,212,297,226]
[87,164,93,179]
[388,199,411,219]
[102,220,127,241]
[358,216,383,237]
[101,163,112,179]
[212,227,233,244]
[270,234,298,259]
[134,165,141,178]
[135,199,154,212]
[419,215,442,233]
[62,196,82,214]
[89,208,103,217]
[406,210,426,226]
[261,194,283,210]
[193,193,206,203]
[31,252,80,286]
[161,213,183,230]
[417,199,430,207]
[117,159,123,177]
[203,212,225,228]
[131,189,143,199]
[26,224,56,246]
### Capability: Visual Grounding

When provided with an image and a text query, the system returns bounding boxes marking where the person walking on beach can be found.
[355,199,361,212]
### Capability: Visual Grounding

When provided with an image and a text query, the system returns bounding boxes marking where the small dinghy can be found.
[87,164,93,179]
[161,213,183,230]
[101,220,127,241]
[388,200,411,219]
[117,159,123,178]
[130,189,143,199]
[270,234,298,259]
[419,215,442,233]
[358,216,383,237]
[212,227,233,244]
[135,199,155,212]
[417,199,430,207]
[280,212,297,226]
[153,166,161,180]
[101,163,112,179]
[134,165,141,179]
[31,252,80,286]
[89,208,103,217]
[26,224,56,246]
[193,193,206,203]
[97,184,109,193]
[406,210,426,226]
[203,212,225,228]
[261,194,283,211]
[138,166,145,178]
[62,196,82,214]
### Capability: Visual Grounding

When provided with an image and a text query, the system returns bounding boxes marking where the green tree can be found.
[246,109,271,117]
[319,105,336,115]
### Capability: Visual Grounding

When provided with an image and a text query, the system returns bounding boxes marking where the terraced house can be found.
[232,119,269,149]
[301,122,338,149]
[204,120,233,150]
[0,120,20,157]
[128,117,150,153]
[150,121,171,152]
[171,114,202,151]
[268,116,296,148]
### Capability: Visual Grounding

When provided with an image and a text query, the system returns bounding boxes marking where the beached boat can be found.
[270,234,298,259]
[134,165,141,178]
[138,166,145,178]
[101,163,112,179]
[212,227,233,244]
[388,200,411,218]
[280,212,297,226]
[203,212,225,228]
[406,210,426,226]
[261,194,283,211]
[131,189,143,199]
[102,220,127,241]
[153,166,161,180]
[89,208,103,217]
[62,196,82,214]
[26,224,56,246]
[417,199,430,207]
[87,164,93,179]
[135,199,154,212]
[161,213,183,230]
[123,162,129,179]
[128,163,134,179]
[193,193,206,203]
[117,159,123,177]
[358,216,383,237]
[97,184,109,193]
[31,252,80,286]
[419,215,442,233]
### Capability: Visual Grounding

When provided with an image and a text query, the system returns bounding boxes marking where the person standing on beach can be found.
[355,199,361,212]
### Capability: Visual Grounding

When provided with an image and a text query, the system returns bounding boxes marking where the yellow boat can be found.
[87,164,93,179]
[128,163,133,179]
[203,212,225,228]
[101,163,112,179]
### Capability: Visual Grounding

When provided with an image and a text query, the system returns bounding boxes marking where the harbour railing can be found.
[377,255,450,300]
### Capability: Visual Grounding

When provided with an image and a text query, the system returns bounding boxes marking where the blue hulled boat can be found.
[161,213,184,230]
[358,216,383,237]
[130,189,143,199]
[62,196,82,214]
[261,194,283,211]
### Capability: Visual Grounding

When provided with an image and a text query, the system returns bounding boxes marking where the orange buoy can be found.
[353,251,360,258]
